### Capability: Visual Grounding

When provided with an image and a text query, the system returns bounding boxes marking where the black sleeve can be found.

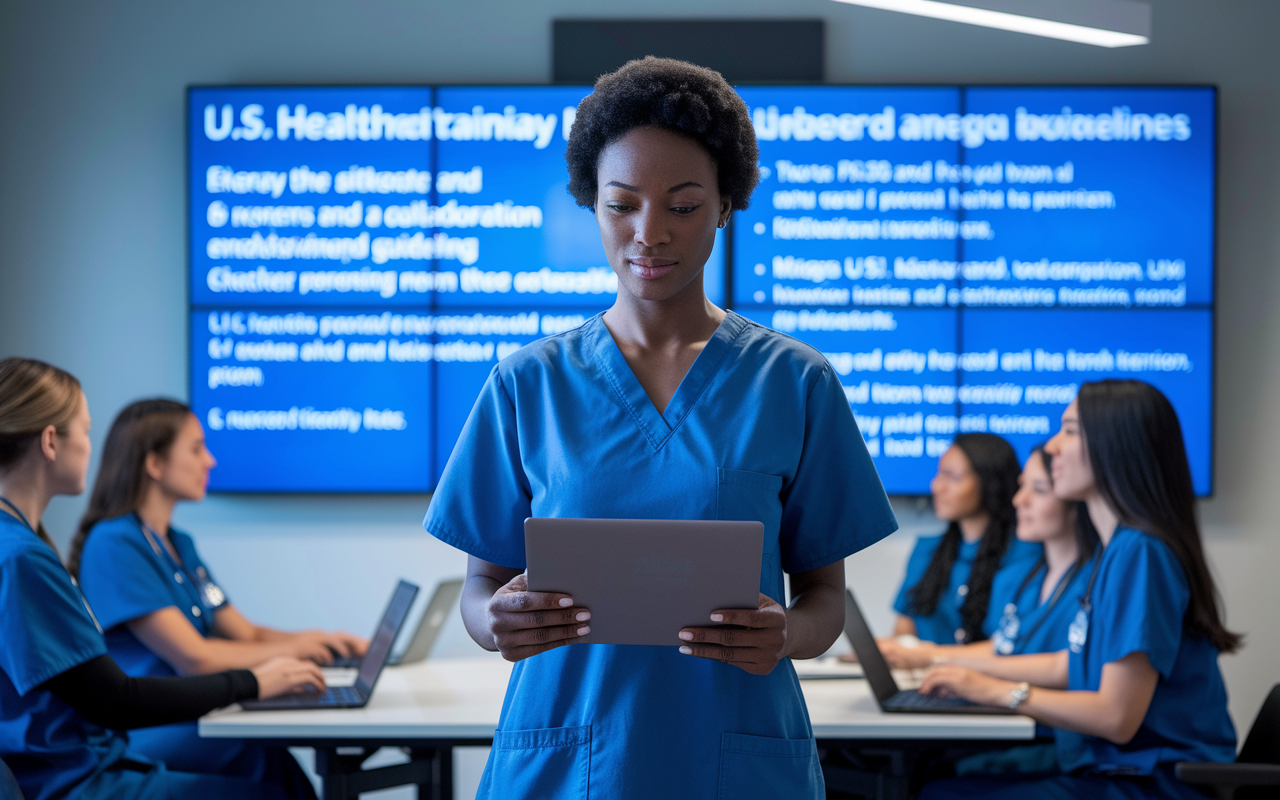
[40,655,258,730]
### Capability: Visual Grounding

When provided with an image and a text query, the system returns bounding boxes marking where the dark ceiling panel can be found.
[553,19,825,84]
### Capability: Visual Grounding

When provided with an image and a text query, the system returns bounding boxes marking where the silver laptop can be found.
[525,518,763,646]
[241,579,418,710]
[328,578,462,669]
[844,588,1013,715]
[391,577,464,666]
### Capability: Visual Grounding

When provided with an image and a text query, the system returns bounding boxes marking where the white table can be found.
[201,656,1034,798]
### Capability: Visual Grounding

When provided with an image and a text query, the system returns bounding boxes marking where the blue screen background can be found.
[188,85,1214,495]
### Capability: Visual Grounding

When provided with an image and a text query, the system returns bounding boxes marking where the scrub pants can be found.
[127,720,313,797]
[919,766,1212,800]
[77,759,308,800]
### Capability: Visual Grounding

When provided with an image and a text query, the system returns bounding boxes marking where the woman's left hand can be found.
[678,593,788,675]
[918,664,1017,707]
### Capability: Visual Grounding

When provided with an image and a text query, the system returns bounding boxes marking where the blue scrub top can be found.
[425,311,898,799]
[0,512,130,800]
[78,514,230,679]
[1055,526,1236,774]
[986,550,1101,657]
[893,533,1040,644]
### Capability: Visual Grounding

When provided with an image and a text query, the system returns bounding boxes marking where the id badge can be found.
[195,567,226,608]
[1068,606,1089,654]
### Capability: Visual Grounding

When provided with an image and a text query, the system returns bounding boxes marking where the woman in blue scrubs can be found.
[882,444,1101,774]
[424,57,898,799]
[890,433,1040,646]
[0,357,325,800]
[69,398,365,789]
[915,379,1238,799]
[881,444,1099,671]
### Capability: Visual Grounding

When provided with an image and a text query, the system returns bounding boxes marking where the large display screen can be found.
[188,85,1214,494]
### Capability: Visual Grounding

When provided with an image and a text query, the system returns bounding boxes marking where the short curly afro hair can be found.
[565,57,760,211]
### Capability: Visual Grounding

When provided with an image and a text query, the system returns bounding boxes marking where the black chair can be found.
[1177,684,1280,800]
[0,757,24,800]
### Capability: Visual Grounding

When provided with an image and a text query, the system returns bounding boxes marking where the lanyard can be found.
[1078,549,1103,613]
[0,495,35,532]
[0,494,104,633]
[135,513,225,612]
[1002,556,1082,652]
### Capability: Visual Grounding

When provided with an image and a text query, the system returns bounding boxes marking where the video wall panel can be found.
[189,84,1215,494]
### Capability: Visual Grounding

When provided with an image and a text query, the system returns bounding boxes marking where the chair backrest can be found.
[1238,684,1280,765]
[0,757,25,800]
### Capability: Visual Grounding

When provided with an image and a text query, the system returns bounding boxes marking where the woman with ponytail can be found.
[890,433,1041,645]
[917,380,1238,799]
[69,398,365,790]
[0,357,324,800]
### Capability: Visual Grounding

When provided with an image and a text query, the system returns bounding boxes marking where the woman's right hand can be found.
[486,574,591,662]
[878,637,938,670]
[251,656,327,699]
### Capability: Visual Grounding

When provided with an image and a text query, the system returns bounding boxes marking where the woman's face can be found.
[930,445,983,522]
[50,391,92,496]
[148,414,216,503]
[595,126,732,304]
[1012,451,1072,543]
[1045,400,1095,501]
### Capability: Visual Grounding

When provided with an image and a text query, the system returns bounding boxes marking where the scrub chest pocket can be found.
[483,725,591,799]
[718,732,823,800]
[717,469,784,596]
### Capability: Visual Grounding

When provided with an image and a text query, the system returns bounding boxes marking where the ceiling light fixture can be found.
[831,0,1151,48]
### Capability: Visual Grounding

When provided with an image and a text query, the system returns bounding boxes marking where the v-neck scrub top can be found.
[78,515,230,680]
[986,551,1101,658]
[893,534,1041,644]
[425,311,898,800]
[1055,526,1235,775]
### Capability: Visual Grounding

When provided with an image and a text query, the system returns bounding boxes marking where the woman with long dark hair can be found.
[916,380,1238,799]
[70,398,365,788]
[0,357,324,800]
[891,433,1040,645]
[882,444,1099,671]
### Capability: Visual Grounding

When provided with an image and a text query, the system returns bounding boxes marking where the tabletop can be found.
[200,655,1035,742]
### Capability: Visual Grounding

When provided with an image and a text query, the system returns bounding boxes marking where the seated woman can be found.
[70,398,366,784]
[882,444,1099,671]
[0,357,324,800]
[881,444,1100,774]
[891,433,1041,646]
[917,379,1238,799]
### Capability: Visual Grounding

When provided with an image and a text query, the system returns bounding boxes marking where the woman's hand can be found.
[878,638,937,670]
[678,593,788,675]
[486,574,591,662]
[251,656,327,699]
[289,630,369,664]
[918,664,1017,707]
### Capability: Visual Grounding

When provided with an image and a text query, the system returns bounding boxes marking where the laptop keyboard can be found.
[885,690,975,710]
[274,685,363,706]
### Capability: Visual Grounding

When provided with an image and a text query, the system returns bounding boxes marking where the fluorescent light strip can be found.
[832,0,1149,47]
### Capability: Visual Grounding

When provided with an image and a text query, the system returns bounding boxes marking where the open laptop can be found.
[241,579,419,710]
[844,588,1014,715]
[329,578,464,669]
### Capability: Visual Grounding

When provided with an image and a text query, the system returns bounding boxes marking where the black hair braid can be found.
[907,433,1021,643]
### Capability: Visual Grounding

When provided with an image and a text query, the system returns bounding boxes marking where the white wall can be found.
[3,0,1279,791]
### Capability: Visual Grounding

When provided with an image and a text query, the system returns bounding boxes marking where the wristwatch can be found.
[1008,682,1031,709]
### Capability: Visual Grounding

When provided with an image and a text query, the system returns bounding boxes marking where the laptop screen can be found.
[357,580,419,693]
[843,589,902,704]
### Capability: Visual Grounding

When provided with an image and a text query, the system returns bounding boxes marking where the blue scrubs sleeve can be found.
[0,545,107,695]
[778,365,897,573]
[79,521,179,631]
[425,365,531,569]
[1096,535,1188,677]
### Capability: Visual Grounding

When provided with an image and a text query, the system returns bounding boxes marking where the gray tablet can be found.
[524,518,764,646]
